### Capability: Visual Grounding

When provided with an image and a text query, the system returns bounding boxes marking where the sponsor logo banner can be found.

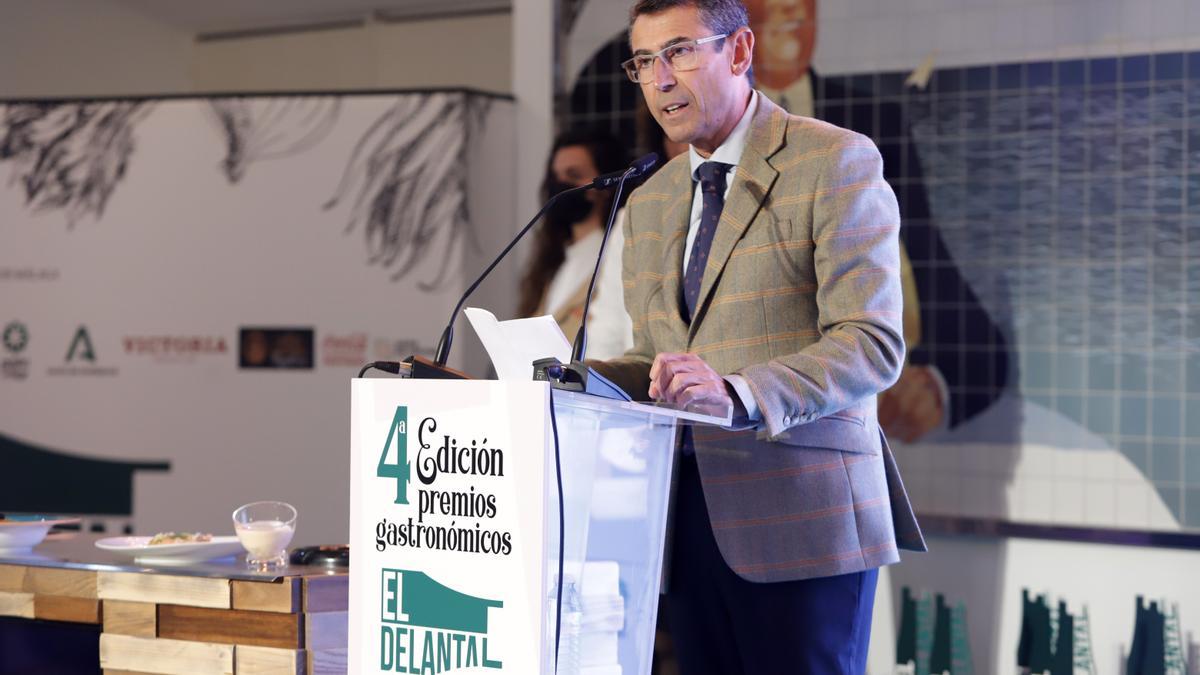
[0,267,60,283]
[323,332,368,368]
[124,335,229,363]
[48,325,118,377]
[2,320,30,380]
[238,327,314,370]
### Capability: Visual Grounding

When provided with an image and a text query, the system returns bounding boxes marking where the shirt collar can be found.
[689,90,758,181]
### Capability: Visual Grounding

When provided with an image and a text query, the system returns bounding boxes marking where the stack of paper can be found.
[581,594,625,633]
[580,561,624,673]
[581,561,625,632]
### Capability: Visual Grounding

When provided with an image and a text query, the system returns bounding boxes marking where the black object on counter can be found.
[289,545,349,568]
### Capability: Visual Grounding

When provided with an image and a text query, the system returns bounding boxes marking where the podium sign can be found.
[350,380,551,674]
[351,379,718,675]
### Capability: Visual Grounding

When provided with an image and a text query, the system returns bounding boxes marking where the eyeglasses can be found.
[621,34,728,84]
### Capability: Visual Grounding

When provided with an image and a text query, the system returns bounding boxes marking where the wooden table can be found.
[0,533,347,675]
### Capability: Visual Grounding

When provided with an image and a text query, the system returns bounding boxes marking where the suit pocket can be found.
[769,414,880,455]
[824,412,866,427]
[735,217,803,271]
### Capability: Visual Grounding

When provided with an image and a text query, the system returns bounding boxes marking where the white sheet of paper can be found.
[464,307,573,381]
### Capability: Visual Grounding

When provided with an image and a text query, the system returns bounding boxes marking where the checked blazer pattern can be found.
[594,94,926,583]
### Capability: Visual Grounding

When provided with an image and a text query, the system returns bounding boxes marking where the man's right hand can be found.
[649,353,733,410]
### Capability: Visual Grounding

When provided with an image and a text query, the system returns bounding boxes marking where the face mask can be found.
[545,180,594,231]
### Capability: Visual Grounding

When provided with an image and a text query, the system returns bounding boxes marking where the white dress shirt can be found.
[683,92,763,422]
[684,92,759,269]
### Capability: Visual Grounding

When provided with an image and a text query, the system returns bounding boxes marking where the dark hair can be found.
[517,129,629,318]
[628,0,753,85]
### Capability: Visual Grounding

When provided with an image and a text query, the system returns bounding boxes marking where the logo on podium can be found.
[379,568,503,672]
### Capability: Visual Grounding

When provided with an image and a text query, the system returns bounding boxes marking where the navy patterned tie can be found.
[683,161,732,323]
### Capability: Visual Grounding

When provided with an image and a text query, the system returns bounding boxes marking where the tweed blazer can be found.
[595,94,926,583]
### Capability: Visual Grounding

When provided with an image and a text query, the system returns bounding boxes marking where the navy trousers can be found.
[663,453,878,674]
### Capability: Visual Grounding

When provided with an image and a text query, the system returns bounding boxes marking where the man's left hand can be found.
[649,353,735,414]
[878,364,946,443]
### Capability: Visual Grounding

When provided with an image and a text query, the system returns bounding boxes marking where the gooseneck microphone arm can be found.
[569,167,635,364]
[432,183,592,367]
[570,152,658,363]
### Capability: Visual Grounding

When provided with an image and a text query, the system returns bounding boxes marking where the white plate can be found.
[95,536,245,565]
[0,517,81,550]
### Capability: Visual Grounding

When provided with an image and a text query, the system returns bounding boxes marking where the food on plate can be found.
[147,532,213,546]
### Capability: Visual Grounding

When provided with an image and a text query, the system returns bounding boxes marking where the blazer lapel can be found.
[689,96,788,340]
[658,158,694,332]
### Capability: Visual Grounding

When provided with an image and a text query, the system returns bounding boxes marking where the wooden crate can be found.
[0,562,347,675]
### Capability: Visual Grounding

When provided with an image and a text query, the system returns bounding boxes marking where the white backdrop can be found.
[0,91,516,546]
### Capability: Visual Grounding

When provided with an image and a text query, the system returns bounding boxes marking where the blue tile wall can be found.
[893,54,1199,526]
[568,46,1200,528]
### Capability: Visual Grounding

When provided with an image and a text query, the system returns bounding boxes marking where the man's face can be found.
[746,0,815,87]
[630,5,750,154]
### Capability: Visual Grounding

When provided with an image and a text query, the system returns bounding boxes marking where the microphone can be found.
[428,153,660,374]
[574,153,657,363]
[589,152,659,189]
[533,153,659,400]
[358,184,594,379]
[428,183,594,372]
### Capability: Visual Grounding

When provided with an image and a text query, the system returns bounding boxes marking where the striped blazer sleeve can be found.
[737,135,907,437]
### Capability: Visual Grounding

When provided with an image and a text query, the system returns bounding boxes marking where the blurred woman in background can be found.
[517,129,633,361]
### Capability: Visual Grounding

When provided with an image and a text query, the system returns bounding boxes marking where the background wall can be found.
[0,91,515,548]
[190,14,512,94]
[0,1,513,98]
[568,0,1200,78]
[813,0,1200,74]
[0,0,192,98]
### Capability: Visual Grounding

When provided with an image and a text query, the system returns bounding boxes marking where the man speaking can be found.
[590,0,926,671]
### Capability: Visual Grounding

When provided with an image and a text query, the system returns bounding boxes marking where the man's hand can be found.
[649,353,735,415]
[878,364,946,443]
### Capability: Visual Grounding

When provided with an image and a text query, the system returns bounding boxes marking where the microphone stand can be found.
[356,185,593,379]
[358,153,655,381]
[532,166,639,400]
[428,184,593,373]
